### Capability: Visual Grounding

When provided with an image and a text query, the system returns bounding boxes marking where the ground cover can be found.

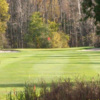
[0,47,100,99]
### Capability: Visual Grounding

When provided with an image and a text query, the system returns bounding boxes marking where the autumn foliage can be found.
[25,12,69,48]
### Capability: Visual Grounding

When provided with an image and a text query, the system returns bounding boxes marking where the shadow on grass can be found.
[0,83,52,88]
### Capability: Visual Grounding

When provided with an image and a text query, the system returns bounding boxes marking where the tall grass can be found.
[7,79,100,100]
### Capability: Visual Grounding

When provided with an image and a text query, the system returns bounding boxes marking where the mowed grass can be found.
[0,47,100,99]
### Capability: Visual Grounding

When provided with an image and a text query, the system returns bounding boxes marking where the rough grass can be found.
[0,47,100,99]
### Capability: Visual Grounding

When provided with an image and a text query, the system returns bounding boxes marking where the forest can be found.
[0,0,100,48]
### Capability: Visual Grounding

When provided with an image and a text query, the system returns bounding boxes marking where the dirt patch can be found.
[0,50,19,53]
[81,48,100,51]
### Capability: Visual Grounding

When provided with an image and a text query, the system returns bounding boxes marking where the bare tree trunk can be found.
[77,0,83,46]
[43,0,47,23]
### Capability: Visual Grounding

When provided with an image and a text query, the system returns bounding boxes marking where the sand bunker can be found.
[0,50,19,53]
[81,48,100,51]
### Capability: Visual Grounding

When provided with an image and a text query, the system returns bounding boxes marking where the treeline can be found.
[0,0,100,48]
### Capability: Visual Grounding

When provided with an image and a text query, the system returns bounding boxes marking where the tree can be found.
[82,0,100,47]
[48,20,69,48]
[25,12,69,48]
[82,0,100,25]
[25,12,50,48]
[6,0,96,48]
[0,0,9,33]
[0,0,10,48]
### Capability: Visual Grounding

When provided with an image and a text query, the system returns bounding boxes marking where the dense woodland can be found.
[0,0,100,48]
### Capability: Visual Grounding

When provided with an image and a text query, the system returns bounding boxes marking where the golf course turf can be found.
[0,47,100,99]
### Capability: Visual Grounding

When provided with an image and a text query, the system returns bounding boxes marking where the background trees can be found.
[0,0,10,48]
[25,12,50,48]
[3,0,99,48]
[82,0,100,25]
[82,0,100,47]
[25,12,69,48]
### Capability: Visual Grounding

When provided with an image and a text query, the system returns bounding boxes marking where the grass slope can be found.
[0,47,100,98]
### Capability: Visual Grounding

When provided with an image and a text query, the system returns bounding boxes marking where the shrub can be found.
[94,36,100,47]
[51,32,69,48]
[7,79,100,100]
[51,32,62,48]
[48,21,69,48]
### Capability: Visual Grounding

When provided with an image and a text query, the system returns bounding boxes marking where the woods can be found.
[0,0,100,48]
[82,0,100,47]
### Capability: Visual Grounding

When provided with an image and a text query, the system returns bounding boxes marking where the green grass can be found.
[0,47,100,99]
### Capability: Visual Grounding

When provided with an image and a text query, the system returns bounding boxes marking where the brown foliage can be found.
[8,80,100,100]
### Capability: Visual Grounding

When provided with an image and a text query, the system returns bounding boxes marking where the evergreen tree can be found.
[82,0,100,34]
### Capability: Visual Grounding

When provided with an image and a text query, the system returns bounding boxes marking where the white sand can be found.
[81,48,100,51]
[0,50,19,53]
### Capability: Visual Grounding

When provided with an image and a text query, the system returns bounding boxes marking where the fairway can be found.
[0,47,100,97]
